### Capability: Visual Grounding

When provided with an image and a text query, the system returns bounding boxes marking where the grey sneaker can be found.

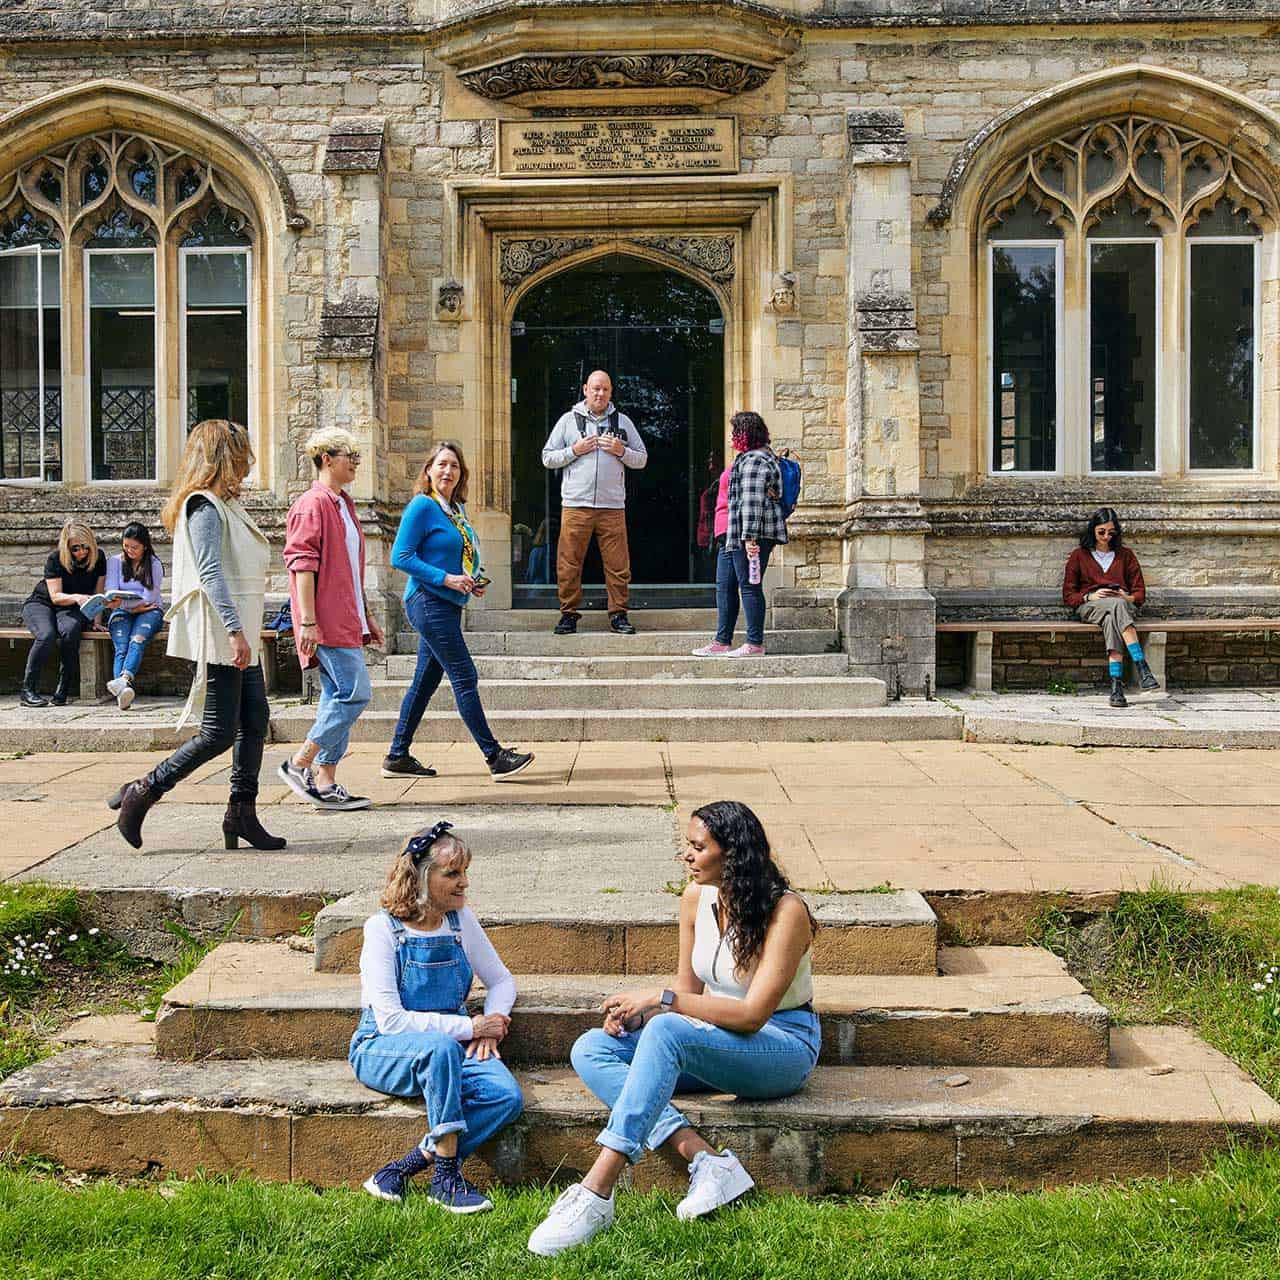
[312,782,373,812]
[277,758,320,802]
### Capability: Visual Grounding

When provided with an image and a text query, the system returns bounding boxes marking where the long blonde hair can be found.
[415,440,470,506]
[381,828,472,921]
[162,419,253,533]
[57,520,98,575]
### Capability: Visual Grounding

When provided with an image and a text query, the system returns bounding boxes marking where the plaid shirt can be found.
[726,448,788,547]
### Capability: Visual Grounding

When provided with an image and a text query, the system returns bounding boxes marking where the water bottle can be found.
[748,547,762,585]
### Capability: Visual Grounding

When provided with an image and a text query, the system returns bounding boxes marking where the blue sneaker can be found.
[363,1146,430,1202]
[426,1156,493,1214]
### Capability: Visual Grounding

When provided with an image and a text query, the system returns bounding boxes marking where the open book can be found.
[79,590,145,621]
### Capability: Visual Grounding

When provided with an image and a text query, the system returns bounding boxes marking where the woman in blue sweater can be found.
[383,441,534,781]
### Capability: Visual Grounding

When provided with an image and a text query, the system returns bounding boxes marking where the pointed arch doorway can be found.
[509,252,725,605]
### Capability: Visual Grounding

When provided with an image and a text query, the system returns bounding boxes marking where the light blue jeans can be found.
[571,1007,820,1162]
[107,606,164,681]
[309,644,372,766]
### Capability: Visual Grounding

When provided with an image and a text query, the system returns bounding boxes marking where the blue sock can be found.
[1109,659,1123,679]
[1126,641,1145,663]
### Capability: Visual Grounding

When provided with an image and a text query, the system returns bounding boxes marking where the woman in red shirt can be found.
[1061,507,1159,708]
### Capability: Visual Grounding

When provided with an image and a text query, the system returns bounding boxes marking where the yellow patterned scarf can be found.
[435,495,478,576]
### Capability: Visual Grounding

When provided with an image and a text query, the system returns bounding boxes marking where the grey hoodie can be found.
[541,400,647,510]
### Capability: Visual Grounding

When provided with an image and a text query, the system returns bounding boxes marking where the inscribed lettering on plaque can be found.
[497,117,738,178]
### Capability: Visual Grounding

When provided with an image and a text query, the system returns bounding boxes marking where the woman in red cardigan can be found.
[1062,508,1160,708]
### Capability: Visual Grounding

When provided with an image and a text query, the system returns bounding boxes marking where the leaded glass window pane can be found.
[88,250,155,481]
[184,250,250,429]
[991,244,1057,472]
[1189,242,1255,470]
[0,248,62,482]
[1089,241,1158,472]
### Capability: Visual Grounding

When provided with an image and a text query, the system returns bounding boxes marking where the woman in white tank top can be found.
[528,800,819,1258]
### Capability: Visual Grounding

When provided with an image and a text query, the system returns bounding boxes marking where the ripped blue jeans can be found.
[107,607,164,681]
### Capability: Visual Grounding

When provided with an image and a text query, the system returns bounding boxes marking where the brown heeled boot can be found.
[110,777,159,849]
[222,799,287,851]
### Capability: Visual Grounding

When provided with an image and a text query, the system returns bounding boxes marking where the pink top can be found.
[284,481,369,667]
[714,468,731,539]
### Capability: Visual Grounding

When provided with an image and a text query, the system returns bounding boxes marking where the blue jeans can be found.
[390,590,499,760]
[714,539,776,646]
[571,1006,819,1163]
[107,607,164,681]
[349,909,524,1156]
[309,644,372,766]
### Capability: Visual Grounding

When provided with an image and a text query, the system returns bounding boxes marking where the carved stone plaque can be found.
[498,117,737,178]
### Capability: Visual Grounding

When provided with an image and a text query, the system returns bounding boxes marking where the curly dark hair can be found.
[1079,507,1124,551]
[691,799,816,973]
[729,411,770,453]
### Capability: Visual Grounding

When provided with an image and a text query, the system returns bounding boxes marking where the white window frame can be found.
[83,245,160,485]
[986,238,1064,477]
[1086,236,1163,477]
[1184,235,1261,474]
[178,244,255,440]
[0,244,60,485]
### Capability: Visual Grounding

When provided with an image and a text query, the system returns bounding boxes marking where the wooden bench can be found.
[0,626,285,701]
[936,618,1280,691]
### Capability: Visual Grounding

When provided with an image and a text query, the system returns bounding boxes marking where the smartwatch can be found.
[659,988,676,1011]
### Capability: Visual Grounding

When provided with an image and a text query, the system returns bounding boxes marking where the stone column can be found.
[838,110,934,693]
[314,116,392,636]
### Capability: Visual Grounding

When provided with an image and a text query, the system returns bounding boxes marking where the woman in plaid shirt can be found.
[693,412,788,658]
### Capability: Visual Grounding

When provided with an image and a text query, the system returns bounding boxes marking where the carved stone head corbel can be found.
[436,279,464,322]
[769,271,796,314]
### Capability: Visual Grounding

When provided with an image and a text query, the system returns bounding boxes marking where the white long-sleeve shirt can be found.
[359,909,517,1041]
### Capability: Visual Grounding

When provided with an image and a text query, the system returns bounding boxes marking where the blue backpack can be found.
[775,450,802,520]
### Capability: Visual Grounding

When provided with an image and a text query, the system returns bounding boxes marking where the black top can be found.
[25,548,107,610]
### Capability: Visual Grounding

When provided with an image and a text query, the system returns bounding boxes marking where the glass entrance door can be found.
[510,254,725,600]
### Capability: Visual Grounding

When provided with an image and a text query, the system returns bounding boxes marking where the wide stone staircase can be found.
[4,884,1274,1192]
[271,609,962,743]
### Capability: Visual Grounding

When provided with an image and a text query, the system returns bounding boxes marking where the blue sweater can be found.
[391,494,482,608]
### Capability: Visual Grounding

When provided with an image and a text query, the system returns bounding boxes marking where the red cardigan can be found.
[1062,546,1146,609]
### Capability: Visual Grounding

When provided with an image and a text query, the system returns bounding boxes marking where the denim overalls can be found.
[349,909,524,1157]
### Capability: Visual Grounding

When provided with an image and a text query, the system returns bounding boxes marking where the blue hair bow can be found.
[406,820,454,866]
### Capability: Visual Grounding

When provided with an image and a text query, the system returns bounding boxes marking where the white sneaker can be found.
[527,1183,614,1257]
[676,1149,755,1220]
[107,674,135,710]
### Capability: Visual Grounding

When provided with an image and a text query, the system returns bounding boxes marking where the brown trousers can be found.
[557,506,631,615]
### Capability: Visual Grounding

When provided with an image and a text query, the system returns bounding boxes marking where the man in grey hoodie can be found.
[541,370,647,634]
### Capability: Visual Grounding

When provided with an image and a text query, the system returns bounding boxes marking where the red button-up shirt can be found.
[284,481,368,667]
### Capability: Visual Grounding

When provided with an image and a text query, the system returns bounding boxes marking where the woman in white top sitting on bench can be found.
[528,799,819,1257]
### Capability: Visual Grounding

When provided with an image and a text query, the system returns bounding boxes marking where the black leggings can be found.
[22,601,84,693]
[149,661,269,801]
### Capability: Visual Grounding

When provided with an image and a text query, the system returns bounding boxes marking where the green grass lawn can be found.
[1,1144,1279,1280]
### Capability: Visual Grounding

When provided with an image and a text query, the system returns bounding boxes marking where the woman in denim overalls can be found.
[350,821,523,1211]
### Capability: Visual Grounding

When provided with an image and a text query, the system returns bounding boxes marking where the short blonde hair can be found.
[57,520,98,575]
[381,828,472,920]
[304,427,358,470]
[415,440,470,505]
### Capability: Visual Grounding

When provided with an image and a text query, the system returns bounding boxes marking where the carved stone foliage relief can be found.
[983,114,1274,233]
[499,235,735,296]
[461,54,773,101]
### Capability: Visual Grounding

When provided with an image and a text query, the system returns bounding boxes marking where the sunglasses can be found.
[69,543,90,551]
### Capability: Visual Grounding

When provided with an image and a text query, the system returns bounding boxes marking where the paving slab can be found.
[5,1028,1275,1192]
[156,942,1102,1068]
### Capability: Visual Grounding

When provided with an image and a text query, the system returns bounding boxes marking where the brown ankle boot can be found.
[222,799,287,851]
[114,778,159,849]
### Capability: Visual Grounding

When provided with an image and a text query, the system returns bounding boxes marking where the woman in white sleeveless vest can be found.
[528,799,819,1257]
[109,419,284,852]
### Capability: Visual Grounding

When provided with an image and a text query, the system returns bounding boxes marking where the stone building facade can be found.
[3,1,1280,689]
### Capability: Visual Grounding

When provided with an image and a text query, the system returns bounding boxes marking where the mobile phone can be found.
[472,573,492,589]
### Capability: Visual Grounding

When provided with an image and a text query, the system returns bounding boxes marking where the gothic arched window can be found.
[0,130,257,483]
[983,116,1269,476]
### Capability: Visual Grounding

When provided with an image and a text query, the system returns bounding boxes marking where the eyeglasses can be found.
[329,450,361,463]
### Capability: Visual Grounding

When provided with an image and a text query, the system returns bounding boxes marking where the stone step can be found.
[313,888,939,977]
[155,942,1109,1069]
[466,608,724,632]
[270,703,961,744]
[389,652,856,680]
[363,676,887,712]
[6,1029,1274,1191]
[395,629,840,657]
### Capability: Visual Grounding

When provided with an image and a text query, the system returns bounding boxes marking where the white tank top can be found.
[691,885,813,1009]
